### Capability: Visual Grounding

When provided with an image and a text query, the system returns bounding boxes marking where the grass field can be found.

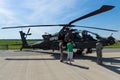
[0,39,40,49]
[0,39,120,50]
[105,40,120,48]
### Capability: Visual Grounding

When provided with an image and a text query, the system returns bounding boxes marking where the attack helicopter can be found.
[2,5,118,54]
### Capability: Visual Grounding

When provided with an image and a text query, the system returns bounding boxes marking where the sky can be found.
[0,0,120,40]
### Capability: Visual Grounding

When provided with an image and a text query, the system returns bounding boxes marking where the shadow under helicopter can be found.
[5,50,67,60]
[5,50,120,74]
[5,50,89,70]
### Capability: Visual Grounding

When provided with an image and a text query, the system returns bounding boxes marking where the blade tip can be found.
[1,28,6,29]
[102,5,115,9]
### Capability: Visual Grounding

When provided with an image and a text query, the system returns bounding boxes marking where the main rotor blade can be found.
[2,24,118,32]
[2,24,67,29]
[69,5,115,25]
[73,25,118,32]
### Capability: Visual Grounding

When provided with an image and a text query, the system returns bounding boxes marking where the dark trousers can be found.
[96,49,102,64]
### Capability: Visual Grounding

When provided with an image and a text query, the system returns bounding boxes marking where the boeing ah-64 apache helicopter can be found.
[2,5,118,55]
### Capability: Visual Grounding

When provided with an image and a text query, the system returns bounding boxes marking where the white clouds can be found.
[0,0,86,26]
[22,0,78,24]
[0,0,80,39]
[0,0,79,25]
[0,0,22,26]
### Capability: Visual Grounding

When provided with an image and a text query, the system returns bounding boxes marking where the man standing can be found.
[96,40,103,65]
[59,40,64,62]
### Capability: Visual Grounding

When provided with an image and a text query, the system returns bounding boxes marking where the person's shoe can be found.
[97,62,102,65]
[60,60,63,62]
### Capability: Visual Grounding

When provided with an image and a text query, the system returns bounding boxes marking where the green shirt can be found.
[67,42,74,52]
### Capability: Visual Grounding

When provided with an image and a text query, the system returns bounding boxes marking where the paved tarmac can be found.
[0,49,120,80]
